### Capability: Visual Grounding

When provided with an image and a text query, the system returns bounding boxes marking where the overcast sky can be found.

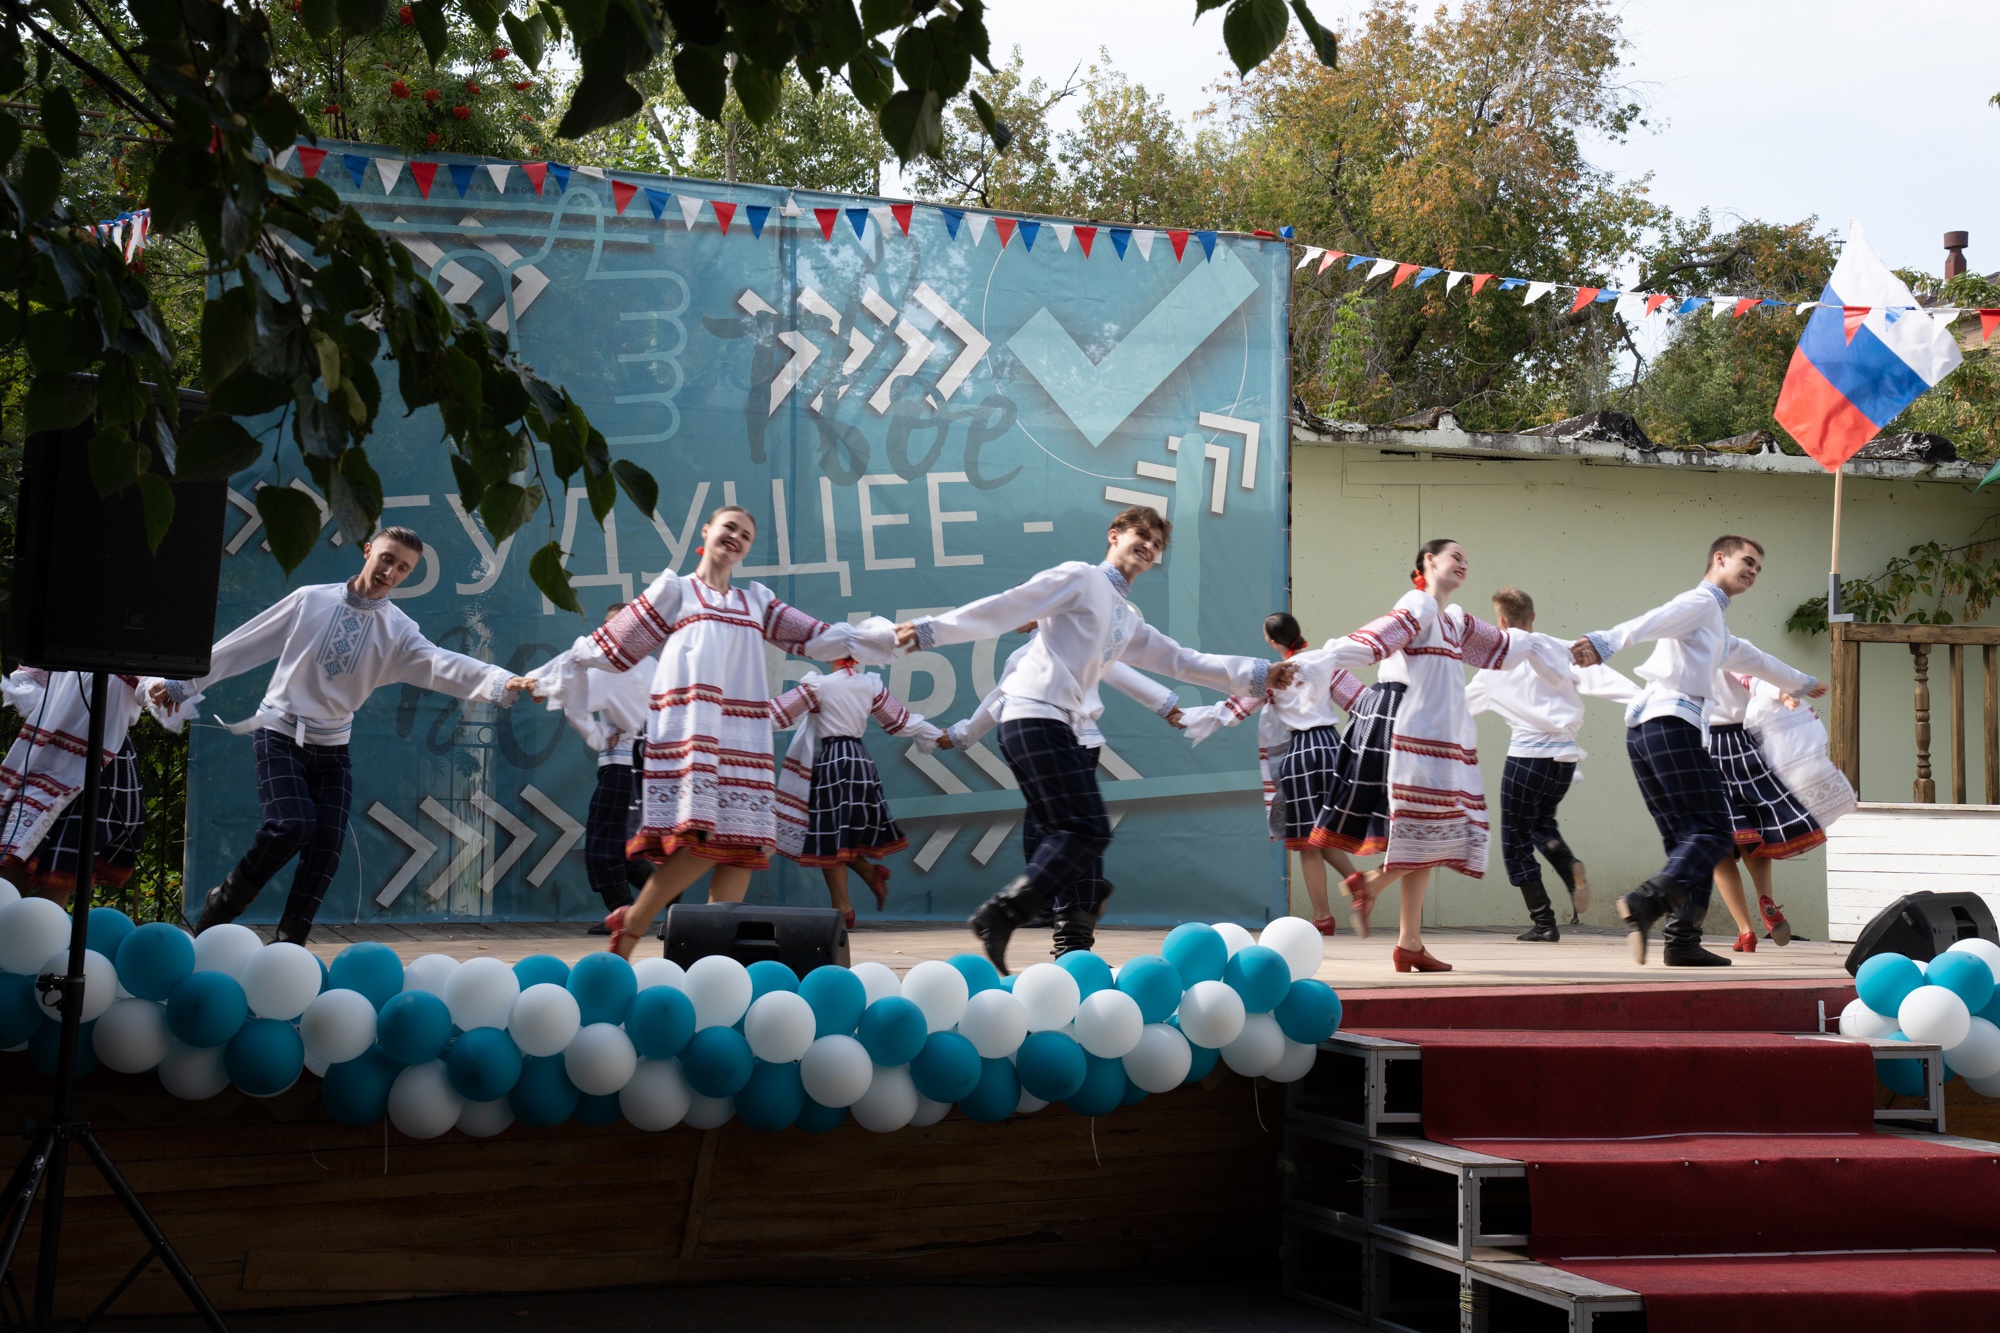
[971,0,2000,279]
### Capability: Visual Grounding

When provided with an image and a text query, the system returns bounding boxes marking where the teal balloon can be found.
[327,942,403,1010]
[225,1018,304,1096]
[998,975,1017,992]
[512,954,571,990]
[627,985,696,1059]
[1224,945,1291,1013]
[510,1054,580,1127]
[316,952,330,994]
[1926,953,1996,1014]
[1183,1041,1221,1084]
[1015,1031,1087,1102]
[575,1091,623,1125]
[1877,1047,1926,1097]
[947,953,1002,997]
[1065,1052,1127,1116]
[322,1047,400,1125]
[85,907,135,962]
[1856,953,1925,1018]
[566,953,637,1026]
[910,1031,981,1103]
[957,1057,1020,1123]
[1116,955,1183,1025]
[748,960,800,999]
[795,1097,847,1133]
[857,996,927,1067]
[1275,979,1343,1045]
[377,990,452,1065]
[799,965,866,1037]
[116,924,195,1002]
[1162,923,1227,985]
[1120,1076,1148,1108]
[736,1059,807,1130]
[1056,950,1113,999]
[166,970,247,1048]
[1980,987,2000,1027]
[0,971,44,1047]
[446,1026,523,1101]
[681,1026,754,1097]
[29,1018,97,1079]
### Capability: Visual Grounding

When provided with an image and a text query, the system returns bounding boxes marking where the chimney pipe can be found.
[1944,230,1969,279]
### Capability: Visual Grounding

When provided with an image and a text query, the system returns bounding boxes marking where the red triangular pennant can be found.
[1392,262,1421,289]
[713,200,736,234]
[1981,309,2000,344]
[521,162,548,195]
[1317,250,1343,274]
[611,180,638,215]
[1645,293,1671,317]
[1732,296,1759,318]
[1471,273,1494,295]
[1569,286,1600,313]
[1168,229,1190,261]
[1075,225,1096,258]
[890,203,913,235]
[409,162,438,198]
[813,207,839,240]
[995,217,1017,248]
[296,146,328,178]
[1843,305,1870,343]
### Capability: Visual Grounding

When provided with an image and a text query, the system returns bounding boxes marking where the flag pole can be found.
[1828,462,1846,619]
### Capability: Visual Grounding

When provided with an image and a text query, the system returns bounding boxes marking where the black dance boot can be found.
[1515,879,1560,942]
[1615,875,1686,965]
[1050,908,1098,958]
[1537,834,1588,920]
[968,875,1052,976]
[273,913,315,946]
[1662,910,1731,967]
[193,869,259,935]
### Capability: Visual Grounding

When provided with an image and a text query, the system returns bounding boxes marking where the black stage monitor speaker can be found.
[1845,890,1999,975]
[12,387,227,677]
[662,902,850,977]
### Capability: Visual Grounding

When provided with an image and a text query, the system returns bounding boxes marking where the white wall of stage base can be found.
[1283,439,2000,942]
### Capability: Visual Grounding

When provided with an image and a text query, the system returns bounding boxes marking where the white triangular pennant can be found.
[575,165,607,179]
[781,192,802,218]
[868,204,894,235]
[1445,271,1467,292]
[679,195,703,230]
[274,145,296,171]
[1052,222,1074,252]
[1366,257,1397,281]
[1296,247,1323,270]
[485,164,510,193]
[1133,230,1156,260]
[1613,292,1648,322]
[966,214,989,245]
[1795,301,1818,316]
[1709,295,1734,320]
[375,157,405,193]
[1522,281,1554,305]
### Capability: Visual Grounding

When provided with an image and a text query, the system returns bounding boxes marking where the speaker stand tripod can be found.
[0,671,226,1330]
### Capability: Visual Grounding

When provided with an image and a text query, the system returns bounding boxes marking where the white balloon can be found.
[851,1063,919,1132]
[1177,980,1247,1049]
[957,988,1028,1059]
[456,1097,515,1138]
[37,948,116,1023]
[909,1094,951,1127]
[388,1061,464,1139]
[1122,1023,1193,1094]
[1014,963,1081,1033]
[901,960,969,1033]
[93,998,170,1073]
[158,1038,230,1100]
[683,955,753,1030]
[800,1034,873,1108]
[443,956,520,1031]
[850,961,901,1006]
[1946,938,2000,979]
[564,1022,639,1096]
[1266,1038,1319,1084]
[1074,988,1144,1059]
[744,991,816,1064]
[684,1093,735,1129]
[1946,1016,2000,1080]
[0,877,18,910]
[305,1053,330,1078]
[1014,1089,1047,1114]
[1221,1012,1286,1077]
[244,941,323,1020]
[1259,916,1327,984]
[509,983,582,1059]
[1914,958,1929,976]
[300,988,379,1065]
[401,954,461,996]
[0,896,69,974]
[1900,985,1972,1050]
[1966,1068,2000,1098]
[620,1058,693,1131]
[1213,922,1254,958]
[632,956,687,992]
[1838,998,1901,1040]
[192,923,263,981]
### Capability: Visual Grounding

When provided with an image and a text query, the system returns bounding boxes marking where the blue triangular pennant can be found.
[644,187,670,220]
[548,162,571,193]
[745,204,770,239]
[1413,266,1442,286]
[939,207,964,239]
[1498,277,1528,290]
[1194,230,1217,260]
[1595,289,1619,302]
[1279,225,1295,239]
[1678,296,1705,314]
[1018,220,1040,251]
[1109,228,1131,259]
[1347,255,1372,270]
[448,163,476,197]
[343,154,369,189]
[846,207,869,238]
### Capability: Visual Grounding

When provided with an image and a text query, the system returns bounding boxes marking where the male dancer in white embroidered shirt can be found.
[146,527,534,943]
[894,506,1294,971]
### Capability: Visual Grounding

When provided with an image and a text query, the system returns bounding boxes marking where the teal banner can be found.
[186,145,1292,926]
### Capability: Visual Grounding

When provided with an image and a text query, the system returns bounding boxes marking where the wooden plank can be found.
[1953,643,1968,804]
[1828,871,2000,894]
[1823,852,2000,873]
[1838,624,2000,645]
[679,1128,721,1259]
[1831,623,1861,787]
[1988,644,1999,805]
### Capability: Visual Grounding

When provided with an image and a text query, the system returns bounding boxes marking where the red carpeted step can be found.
[1342,981,1853,1033]
[1448,1133,2000,1259]
[1356,1028,1876,1140]
[1551,1251,2000,1333]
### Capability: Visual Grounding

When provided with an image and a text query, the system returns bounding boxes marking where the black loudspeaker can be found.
[1845,891,2000,975]
[661,902,850,977]
[11,388,227,676]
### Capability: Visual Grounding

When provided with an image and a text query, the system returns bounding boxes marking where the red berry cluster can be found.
[397,5,413,23]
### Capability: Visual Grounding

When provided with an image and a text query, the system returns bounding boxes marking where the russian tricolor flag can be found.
[1775,221,1962,471]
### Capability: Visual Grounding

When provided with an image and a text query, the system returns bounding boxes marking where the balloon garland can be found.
[1838,938,2000,1095]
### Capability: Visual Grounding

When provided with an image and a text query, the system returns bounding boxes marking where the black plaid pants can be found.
[997,717,1112,915]
[1497,755,1577,888]
[1625,717,1734,918]
[585,762,649,909]
[235,728,353,931]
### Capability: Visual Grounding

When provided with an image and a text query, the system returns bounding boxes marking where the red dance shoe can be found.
[1343,873,1376,939]
[1733,930,1757,953]
[1759,895,1793,947]
[1391,946,1452,973]
[1312,915,1339,937]
[841,907,857,930]
[603,905,635,958]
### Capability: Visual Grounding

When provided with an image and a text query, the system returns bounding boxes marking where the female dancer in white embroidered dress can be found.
[1300,540,1554,972]
[769,661,946,929]
[533,506,891,958]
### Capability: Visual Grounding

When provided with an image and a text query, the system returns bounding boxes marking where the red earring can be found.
[696,546,705,556]
[1412,573,1427,591]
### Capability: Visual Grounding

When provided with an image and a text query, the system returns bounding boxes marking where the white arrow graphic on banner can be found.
[520,785,585,887]
[959,743,1020,866]
[912,283,989,401]
[902,747,969,871]
[868,320,937,413]
[419,797,487,902]
[767,331,822,416]
[471,792,535,900]
[369,803,439,907]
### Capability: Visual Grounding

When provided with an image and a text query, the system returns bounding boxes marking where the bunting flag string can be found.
[91,207,151,262]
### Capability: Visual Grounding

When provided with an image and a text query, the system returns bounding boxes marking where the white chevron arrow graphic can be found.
[419,796,487,902]
[368,802,438,907]
[472,792,535,900]
[960,743,1020,866]
[767,330,822,416]
[519,784,585,887]
[902,747,969,871]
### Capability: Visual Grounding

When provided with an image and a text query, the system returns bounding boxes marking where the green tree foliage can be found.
[628,65,885,194]
[1789,522,2000,634]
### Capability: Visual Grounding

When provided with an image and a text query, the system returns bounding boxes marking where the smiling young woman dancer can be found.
[1297,540,1557,972]
[532,505,892,958]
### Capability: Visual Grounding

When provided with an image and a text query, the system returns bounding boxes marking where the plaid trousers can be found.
[1626,717,1734,911]
[998,717,1112,915]
[584,762,649,909]
[234,728,353,930]
[1497,755,1577,888]
[32,740,145,892]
